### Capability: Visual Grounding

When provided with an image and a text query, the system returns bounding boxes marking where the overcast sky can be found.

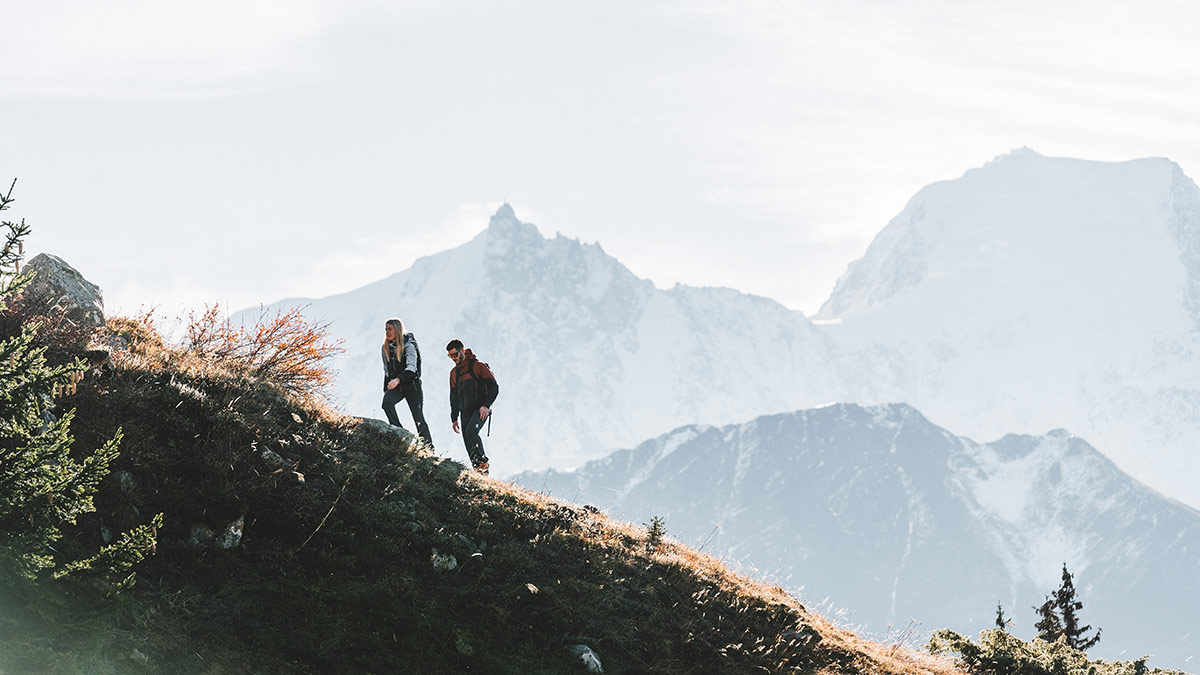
[5,1,1200,317]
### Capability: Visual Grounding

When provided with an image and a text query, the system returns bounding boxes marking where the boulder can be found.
[565,644,604,673]
[356,417,417,444]
[22,253,105,331]
[260,447,289,471]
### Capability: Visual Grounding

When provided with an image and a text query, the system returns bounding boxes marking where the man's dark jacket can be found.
[449,349,498,422]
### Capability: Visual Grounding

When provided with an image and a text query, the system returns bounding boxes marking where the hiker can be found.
[381,318,433,447]
[446,339,498,474]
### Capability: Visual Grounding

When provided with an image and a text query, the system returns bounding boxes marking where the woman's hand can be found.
[386,378,400,390]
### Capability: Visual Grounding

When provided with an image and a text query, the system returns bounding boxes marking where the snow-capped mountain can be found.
[513,403,1199,669]
[817,149,1200,510]
[259,150,1200,509]
[259,205,843,470]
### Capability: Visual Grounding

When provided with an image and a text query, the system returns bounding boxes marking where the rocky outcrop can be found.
[22,253,105,331]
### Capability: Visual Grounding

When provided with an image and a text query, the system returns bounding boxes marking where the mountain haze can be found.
[515,403,1200,669]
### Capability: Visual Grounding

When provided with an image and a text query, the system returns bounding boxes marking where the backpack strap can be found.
[404,333,422,379]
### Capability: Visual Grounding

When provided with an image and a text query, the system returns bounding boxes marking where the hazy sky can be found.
[5,1,1200,317]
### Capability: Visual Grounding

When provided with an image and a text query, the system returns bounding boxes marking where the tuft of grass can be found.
[2,315,966,674]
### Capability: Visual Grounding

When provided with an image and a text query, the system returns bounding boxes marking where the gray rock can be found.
[215,516,245,549]
[355,417,417,444]
[260,448,289,470]
[430,548,458,571]
[22,253,105,331]
[565,644,603,673]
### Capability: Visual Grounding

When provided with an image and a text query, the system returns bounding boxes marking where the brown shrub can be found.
[183,304,343,398]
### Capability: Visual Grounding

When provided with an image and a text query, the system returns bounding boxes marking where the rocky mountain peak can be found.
[485,203,541,245]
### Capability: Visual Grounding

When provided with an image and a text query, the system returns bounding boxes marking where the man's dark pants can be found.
[382,382,433,446]
[461,409,488,466]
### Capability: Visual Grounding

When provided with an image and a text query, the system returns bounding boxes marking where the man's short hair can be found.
[446,339,464,352]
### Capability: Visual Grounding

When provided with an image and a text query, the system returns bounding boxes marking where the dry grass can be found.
[475,472,964,675]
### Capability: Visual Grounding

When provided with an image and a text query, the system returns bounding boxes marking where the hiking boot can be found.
[475,461,489,476]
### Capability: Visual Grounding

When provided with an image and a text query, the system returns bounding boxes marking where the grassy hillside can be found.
[0,317,965,674]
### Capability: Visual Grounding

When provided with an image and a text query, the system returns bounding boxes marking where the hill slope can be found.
[0,320,956,675]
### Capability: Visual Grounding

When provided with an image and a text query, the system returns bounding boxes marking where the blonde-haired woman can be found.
[381,317,432,447]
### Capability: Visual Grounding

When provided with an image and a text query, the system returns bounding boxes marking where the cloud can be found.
[1,1,353,98]
[651,0,1200,253]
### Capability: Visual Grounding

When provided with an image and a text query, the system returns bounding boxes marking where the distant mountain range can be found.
[512,403,1200,669]
[816,148,1200,513]
[260,150,1200,511]
[258,203,843,470]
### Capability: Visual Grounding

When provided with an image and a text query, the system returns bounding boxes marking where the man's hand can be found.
[479,406,490,421]
[386,378,400,390]
[452,419,460,434]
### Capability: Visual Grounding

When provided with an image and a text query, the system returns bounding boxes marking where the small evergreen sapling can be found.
[995,602,1010,631]
[644,515,667,552]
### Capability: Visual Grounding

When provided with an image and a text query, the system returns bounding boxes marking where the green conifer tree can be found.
[1034,596,1062,643]
[0,180,157,588]
[994,602,1010,631]
[1032,563,1102,652]
[1055,563,1101,651]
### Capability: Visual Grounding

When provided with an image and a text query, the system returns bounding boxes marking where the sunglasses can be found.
[447,350,460,359]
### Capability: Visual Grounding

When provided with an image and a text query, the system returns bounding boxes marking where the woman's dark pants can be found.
[382,382,433,446]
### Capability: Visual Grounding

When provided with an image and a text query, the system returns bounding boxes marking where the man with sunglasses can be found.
[446,339,499,475]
